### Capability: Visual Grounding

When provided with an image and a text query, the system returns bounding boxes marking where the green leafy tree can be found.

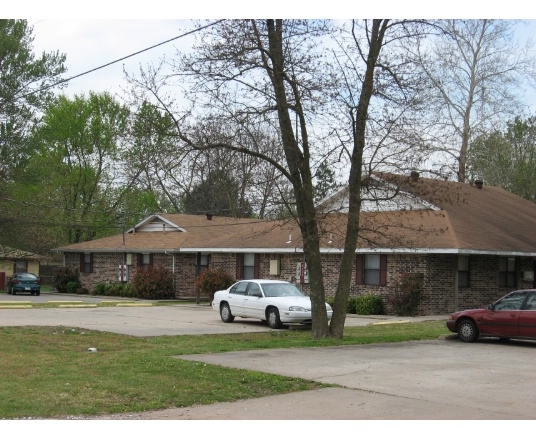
[314,160,339,203]
[22,92,130,244]
[468,116,536,201]
[0,19,66,185]
[182,169,253,217]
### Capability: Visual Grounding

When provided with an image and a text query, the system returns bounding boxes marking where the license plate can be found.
[25,287,31,291]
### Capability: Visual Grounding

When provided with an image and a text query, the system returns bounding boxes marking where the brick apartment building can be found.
[54,173,536,315]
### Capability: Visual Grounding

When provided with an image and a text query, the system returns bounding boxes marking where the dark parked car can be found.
[6,273,41,296]
[447,289,536,342]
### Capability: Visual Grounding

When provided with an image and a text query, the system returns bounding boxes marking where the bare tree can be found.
[411,20,536,182]
[127,19,428,339]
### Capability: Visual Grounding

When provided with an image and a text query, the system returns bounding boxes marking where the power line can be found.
[15,19,226,100]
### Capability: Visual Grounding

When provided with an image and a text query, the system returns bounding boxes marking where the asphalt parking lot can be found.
[1,292,534,420]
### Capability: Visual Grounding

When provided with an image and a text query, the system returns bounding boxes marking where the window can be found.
[197,253,210,275]
[138,253,153,268]
[365,255,381,285]
[236,253,260,279]
[243,253,255,279]
[458,256,470,288]
[80,253,93,273]
[499,257,516,288]
[15,260,27,273]
[494,291,526,311]
[524,292,536,310]
[356,254,387,286]
[247,282,262,296]
[229,281,249,295]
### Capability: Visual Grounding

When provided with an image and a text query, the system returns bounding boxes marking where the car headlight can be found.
[289,306,308,312]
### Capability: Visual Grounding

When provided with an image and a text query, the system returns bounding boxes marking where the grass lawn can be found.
[0,321,449,419]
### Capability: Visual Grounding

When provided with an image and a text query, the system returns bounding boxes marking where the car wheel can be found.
[220,302,235,323]
[458,319,478,343]
[36,292,40,296]
[267,307,282,329]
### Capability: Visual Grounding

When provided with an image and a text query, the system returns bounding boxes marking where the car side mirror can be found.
[486,303,495,311]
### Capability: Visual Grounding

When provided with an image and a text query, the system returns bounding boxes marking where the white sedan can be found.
[212,279,333,329]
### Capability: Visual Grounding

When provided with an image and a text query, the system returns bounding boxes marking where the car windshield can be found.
[261,283,305,297]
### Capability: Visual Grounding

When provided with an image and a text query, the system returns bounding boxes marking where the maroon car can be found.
[447,289,536,342]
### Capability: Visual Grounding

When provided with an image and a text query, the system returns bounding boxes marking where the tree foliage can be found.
[1,92,131,253]
[468,116,536,201]
[0,19,66,185]
[182,169,253,217]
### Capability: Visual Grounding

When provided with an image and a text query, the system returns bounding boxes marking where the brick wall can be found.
[63,251,535,314]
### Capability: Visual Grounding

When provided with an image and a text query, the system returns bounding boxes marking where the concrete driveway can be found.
[0,292,435,336]
[176,338,536,420]
[2,292,534,420]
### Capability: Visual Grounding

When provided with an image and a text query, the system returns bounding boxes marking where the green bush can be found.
[354,294,383,315]
[93,282,135,297]
[93,283,108,296]
[76,287,89,295]
[388,273,424,316]
[66,281,81,293]
[194,268,235,300]
[131,265,175,300]
[53,267,80,293]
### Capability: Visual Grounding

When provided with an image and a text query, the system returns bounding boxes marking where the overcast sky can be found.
[6,2,536,110]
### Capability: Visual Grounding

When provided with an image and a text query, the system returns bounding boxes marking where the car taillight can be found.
[14,279,20,284]
[36,278,41,285]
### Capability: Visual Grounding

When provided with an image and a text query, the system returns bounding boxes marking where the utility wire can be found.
[15,19,226,100]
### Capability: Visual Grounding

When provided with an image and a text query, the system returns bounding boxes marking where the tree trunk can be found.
[330,20,389,339]
[266,19,330,339]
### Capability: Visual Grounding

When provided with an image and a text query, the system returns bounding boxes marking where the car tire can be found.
[267,307,282,329]
[220,302,235,323]
[36,292,40,296]
[458,319,478,343]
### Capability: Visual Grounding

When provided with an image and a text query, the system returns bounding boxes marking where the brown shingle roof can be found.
[53,176,536,255]
[0,245,45,260]
[376,172,536,253]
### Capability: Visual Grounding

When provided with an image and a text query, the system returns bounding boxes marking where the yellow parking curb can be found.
[48,300,83,303]
[115,303,153,307]
[0,301,31,304]
[372,320,410,325]
[58,304,98,308]
[0,305,33,308]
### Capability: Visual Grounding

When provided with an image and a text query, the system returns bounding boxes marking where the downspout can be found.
[165,252,176,296]
[453,255,459,311]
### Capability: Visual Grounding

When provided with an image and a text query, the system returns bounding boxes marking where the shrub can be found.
[354,294,383,315]
[93,283,108,296]
[76,287,89,295]
[131,265,175,300]
[53,267,80,293]
[66,281,81,293]
[194,268,235,301]
[388,273,424,316]
[93,283,136,297]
